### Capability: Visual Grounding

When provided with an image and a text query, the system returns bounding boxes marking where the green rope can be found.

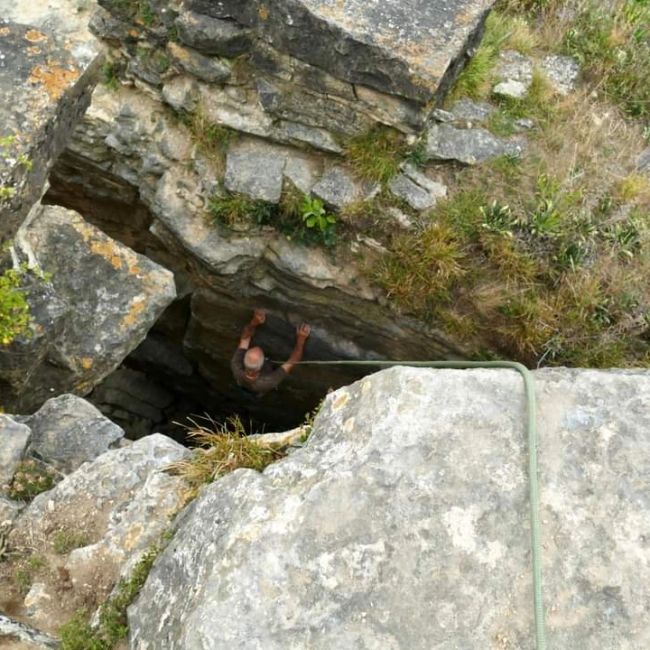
[290,359,547,650]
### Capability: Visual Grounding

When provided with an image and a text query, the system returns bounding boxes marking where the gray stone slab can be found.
[259,0,495,103]
[0,415,31,488]
[541,54,579,96]
[175,10,252,57]
[312,166,379,209]
[167,41,232,83]
[129,368,650,649]
[224,140,287,203]
[24,394,124,473]
[425,123,524,165]
[388,164,447,211]
[450,99,495,122]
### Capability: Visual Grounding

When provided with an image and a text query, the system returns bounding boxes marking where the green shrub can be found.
[6,459,58,501]
[301,197,336,245]
[0,266,31,346]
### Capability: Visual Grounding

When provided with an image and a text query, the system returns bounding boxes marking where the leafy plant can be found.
[302,197,336,232]
[0,266,31,346]
[6,459,58,501]
[101,61,119,91]
[480,201,516,237]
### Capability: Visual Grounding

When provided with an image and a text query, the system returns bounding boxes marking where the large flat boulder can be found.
[0,205,176,412]
[129,367,650,649]
[0,13,101,242]
[23,394,124,473]
[184,0,495,104]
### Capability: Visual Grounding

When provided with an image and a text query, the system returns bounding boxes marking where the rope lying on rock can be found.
[288,359,547,650]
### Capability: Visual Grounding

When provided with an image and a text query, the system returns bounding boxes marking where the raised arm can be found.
[238,309,266,349]
[281,323,311,374]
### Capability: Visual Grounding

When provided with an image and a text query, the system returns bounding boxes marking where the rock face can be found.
[0,204,176,412]
[129,367,650,649]
[0,13,101,241]
[0,416,31,488]
[23,394,124,473]
[5,433,188,634]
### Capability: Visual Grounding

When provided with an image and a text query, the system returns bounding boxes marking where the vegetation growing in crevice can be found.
[208,183,339,248]
[180,107,237,174]
[58,539,166,650]
[167,415,285,501]
[5,459,59,501]
[344,126,408,184]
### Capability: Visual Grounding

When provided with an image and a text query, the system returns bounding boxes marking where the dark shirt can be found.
[230,348,287,395]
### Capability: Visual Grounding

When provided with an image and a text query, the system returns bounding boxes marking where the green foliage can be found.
[0,186,16,201]
[182,108,235,173]
[564,0,650,118]
[301,197,336,240]
[480,201,517,237]
[209,187,339,248]
[136,0,157,27]
[0,266,31,346]
[53,530,90,555]
[102,61,119,91]
[6,459,57,501]
[207,192,274,227]
[345,127,407,183]
[59,540,167,649]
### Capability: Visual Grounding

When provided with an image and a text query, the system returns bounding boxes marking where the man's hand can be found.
[252,309,266,326]
[296,323,311,340]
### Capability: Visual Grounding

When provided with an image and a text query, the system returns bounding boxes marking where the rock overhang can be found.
[0,14,102,241]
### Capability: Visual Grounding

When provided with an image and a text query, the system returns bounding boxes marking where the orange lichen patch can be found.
[0,27,10,37]
[121,298,146,329]
[258,4,270,20]
[24,29,47,43]
[86,238,124,270]
[27,46,42,56]
[27,63,80,101]
[79,357,94,370]
[128,28,140,38]
[128,261,143,277]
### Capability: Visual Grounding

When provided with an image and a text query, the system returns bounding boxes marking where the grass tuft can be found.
[344,127,407,184]
[167,415,285,500]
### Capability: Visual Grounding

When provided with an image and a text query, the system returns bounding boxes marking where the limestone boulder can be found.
[0,416,31,489]
[6,434,188,635]
[0,7,101,242]
[129,367,650,649]
[23,394,124,473]
[425,123,525,164]
[0,204,176,412]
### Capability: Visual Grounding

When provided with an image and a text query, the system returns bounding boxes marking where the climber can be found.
[231,309,311,396]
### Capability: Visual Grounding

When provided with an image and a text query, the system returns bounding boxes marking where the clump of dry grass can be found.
[167,416,285,500]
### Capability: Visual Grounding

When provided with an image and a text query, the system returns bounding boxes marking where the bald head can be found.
[244,346,265,371]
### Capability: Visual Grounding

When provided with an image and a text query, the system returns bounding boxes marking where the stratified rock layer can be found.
[129,367,650,649]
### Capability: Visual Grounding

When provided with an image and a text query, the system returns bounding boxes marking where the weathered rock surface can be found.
[493,49,533,99]
[636,146,650,173]
[0,9,101,241]
[0,204,176,412]
[312,165,379,209]
[540,54,579,96]
[0,495,23,525]
[0,416,31,488]
[388,163,447,211]
[129,367,650,649]
[23,394,124,473]
[5,433,188,634]
[425,123,524,164]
